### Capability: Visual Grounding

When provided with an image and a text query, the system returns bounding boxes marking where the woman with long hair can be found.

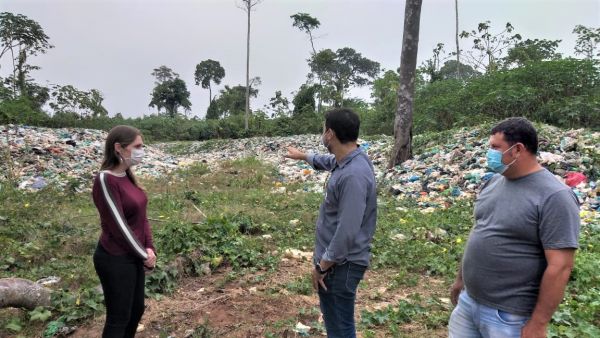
[92,125,156,337]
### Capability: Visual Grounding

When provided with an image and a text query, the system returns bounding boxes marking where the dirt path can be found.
[72,258,449,338]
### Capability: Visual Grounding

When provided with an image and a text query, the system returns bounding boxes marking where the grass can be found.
[0,150,598,337]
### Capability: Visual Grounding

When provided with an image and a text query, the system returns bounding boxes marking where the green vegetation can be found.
[1,13,599,142]
[1,146,598,336]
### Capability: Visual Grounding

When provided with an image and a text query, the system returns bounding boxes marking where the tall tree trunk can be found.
[389,0,422,168]
[455,0,461,80]
[245,4,251,131]
[308,31,323,114]
[17,50,27,97]
[10,47,17,97]
[208,84,212,107]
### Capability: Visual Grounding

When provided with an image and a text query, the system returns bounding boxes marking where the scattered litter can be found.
[293,322,311,336]
[283,248,313,261]
[1,124,598,224]
[36,276,61,286]
[565,172,587,188]
[1,125,178,192]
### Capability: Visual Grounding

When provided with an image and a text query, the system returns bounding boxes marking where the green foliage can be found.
[309,47,380,107]
[48,85,108,118]
[284,275,313,295]
[573,25,600,59]
[28,307,52,322]
[151,65,179,84]
[460,21,521,73]
[208,84,258,119]
[195,59,225,106]
[290,13,320,37]
[50,287,104,324]
[0,96,48,124]
[360,294,447,331]
[292,84,316,116]
[0,11,53,80]
[504,39,562,68]
[149,78,192,118]
[413,59,600,133]
[438,60,481,81]
[267,90,290,117]
[362,70,398,135]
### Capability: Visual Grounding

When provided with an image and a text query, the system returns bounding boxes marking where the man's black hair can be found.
[491,117,538,154]
[325,108,360,144]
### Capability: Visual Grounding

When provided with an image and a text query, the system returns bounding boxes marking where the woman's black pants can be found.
[93,244,145,338]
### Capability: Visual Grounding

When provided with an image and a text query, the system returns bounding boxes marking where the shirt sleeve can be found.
[539,189,580,250]
[322,175,368,263]
[143,217,155,253]
[307,153,337,171]
[98,173,149,260]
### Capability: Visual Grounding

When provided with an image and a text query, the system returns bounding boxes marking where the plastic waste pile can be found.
[1,125,178,191]
[158,125,599,217]
[1,124,597,221]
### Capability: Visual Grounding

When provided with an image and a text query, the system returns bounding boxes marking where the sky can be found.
[2,0,599,118]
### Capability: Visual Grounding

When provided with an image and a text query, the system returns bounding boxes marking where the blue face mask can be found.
[486,144,517,174]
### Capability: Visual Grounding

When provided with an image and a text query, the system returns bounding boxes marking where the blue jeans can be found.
[449,291,530,338]
[318,262,367,338]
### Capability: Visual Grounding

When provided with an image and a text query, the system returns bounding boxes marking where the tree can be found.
[573,25,600,59]
[292,84,316,116]
[454,0,461,79]
[421,43,446,82]
[151,65,179,85]
[3,76,49,110]
[438,60,480,80]
[460,21,522,73]
[238,0,263,130]
[149,78,191,118]
[504,39,562,68]
[268,90,290,117]
[194,59,225,106]
[290,12,324,113]
[49,85,109,118]
[0,12,53,98]
[389,0,422,168]
[309,47,380,107]
[208,84,259,119]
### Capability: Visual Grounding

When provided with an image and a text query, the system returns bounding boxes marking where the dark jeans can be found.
[93,243,145,338]
[318,262,367,338]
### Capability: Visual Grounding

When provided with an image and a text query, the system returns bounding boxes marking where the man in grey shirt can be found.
[285,108,377,338]
[449,117,580,338]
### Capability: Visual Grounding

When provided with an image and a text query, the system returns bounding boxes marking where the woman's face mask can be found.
[127,148,145,166]
[117,142,145,167]
[486,144,517,174]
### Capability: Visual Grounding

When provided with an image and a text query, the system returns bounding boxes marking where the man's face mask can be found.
[486,144,517,174]
[321,129,331,152]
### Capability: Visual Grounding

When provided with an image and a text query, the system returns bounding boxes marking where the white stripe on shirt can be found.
[99,172,148,260]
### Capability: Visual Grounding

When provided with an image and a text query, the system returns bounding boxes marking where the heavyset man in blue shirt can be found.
[286,108,377,338]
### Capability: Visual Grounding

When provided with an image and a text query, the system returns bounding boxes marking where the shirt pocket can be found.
[324,177,338,210]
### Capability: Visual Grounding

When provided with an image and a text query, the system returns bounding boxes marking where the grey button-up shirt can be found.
[307,147,377,267]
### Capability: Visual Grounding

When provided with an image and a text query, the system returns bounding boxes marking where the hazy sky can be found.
[2,0,599,118]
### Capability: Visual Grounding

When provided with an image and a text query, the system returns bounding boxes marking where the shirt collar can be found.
[336,146,362,169]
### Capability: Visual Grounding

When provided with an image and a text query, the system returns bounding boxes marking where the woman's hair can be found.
[100,125,142,186]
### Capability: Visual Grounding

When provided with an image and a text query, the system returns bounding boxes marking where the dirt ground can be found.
[71,257,449,338]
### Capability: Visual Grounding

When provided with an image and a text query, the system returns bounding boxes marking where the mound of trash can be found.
[1,125,178,192]
[157,125,599,217]
[1,124,598,221]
